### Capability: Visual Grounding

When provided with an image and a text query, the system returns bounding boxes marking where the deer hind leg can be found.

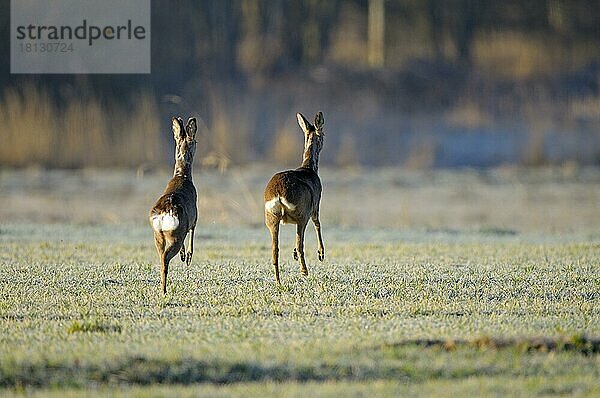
[154,232,167,288]
[161,238,183,294]
[266,213,281,284]
[154,231,166,260]
[296,220,309,276]
[185,227,195,267]
[312,214,325,262]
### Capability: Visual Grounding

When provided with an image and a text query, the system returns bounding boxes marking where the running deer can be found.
[149,117,198,294]
[264,111,325,284]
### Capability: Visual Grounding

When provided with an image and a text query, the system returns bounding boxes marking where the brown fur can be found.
[149,117,198,294]
[264,112,325,283]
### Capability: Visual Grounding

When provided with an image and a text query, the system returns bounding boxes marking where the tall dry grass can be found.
[0,85,57,167]
[472,31,600,79]
[207,87,256,166]
[0,84,162,168]
[271,127,302,167]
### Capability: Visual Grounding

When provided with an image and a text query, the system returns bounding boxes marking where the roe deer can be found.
[149,117,198,294]
[264,111,325,284]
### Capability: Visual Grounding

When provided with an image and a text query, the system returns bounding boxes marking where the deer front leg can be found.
[296,221,308,276]
[312,214,325,261]
[186,227,195,267]
[266,213,280,284]
[179,244,186,262]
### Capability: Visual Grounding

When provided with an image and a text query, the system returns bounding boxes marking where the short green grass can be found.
[0,223,598,396]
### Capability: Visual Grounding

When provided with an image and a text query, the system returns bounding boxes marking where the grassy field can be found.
[0,167,599,396]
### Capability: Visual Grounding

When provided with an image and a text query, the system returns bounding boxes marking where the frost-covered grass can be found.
[0,223,598,395]
[1,166,599,233]
[0,167,598,394]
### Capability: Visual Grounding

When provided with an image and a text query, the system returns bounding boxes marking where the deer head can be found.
[173,117,197,177]
[297,111,324,171]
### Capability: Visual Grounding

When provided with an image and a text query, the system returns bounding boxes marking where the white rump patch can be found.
[151,212,179,232]
[265,196,296,213]
[279,197,296,211]
[265,197,281,213]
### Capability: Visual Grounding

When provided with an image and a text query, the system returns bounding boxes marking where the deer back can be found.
[150,117,198,235]
[151,176,197,232]
[264,168,321,222]
[264,112,325,224]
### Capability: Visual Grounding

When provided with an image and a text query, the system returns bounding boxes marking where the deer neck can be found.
[300,140,319,172]
[173,151,193,179]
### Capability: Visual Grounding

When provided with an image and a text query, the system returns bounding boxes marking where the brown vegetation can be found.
[1,1,599,168]
[0,84,161,168]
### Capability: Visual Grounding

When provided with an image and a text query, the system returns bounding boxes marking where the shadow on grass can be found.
[381,335,600,356]
[1,358,386,388]
[1,335,597,388]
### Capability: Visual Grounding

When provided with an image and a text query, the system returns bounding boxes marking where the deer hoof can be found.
[293,248,298,261]
[318,250,324,261]
[179,248,186,262]
[186,252,192,266]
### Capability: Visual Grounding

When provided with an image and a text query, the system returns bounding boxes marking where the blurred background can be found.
[0,1,598,233]
[1,0,599,169]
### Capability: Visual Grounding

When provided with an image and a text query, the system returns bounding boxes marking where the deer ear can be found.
[172,117,184,140]
[297,112,312,134]
[314,111,324,131]
[186,117,197,139]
